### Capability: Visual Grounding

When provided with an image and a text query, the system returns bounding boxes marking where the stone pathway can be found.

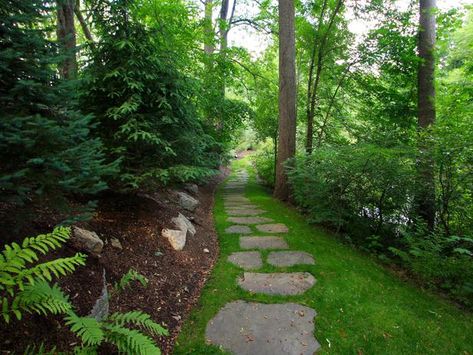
[206,167,321,354]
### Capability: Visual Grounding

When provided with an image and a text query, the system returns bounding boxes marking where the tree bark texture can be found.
[417,0,437,230]
[204,0,215,54]
[57,0,77,79]
[274,0,297,201]
[74,0,94,46]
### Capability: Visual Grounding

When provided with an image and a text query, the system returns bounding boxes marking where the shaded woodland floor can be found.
[0,174,225,354]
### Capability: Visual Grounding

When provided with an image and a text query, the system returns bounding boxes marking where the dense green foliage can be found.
[1,0,248,216]
[0,0,113,207]
[249,2,473,307]
[81,0,223,189]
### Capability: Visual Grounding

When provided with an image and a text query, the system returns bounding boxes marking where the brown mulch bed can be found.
[0,171,225,354]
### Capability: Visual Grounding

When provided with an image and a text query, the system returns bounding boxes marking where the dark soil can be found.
[0,171,225,354]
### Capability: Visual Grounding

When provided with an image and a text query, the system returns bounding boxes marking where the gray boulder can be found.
[90,269,109,321]
[172,213,196,236]
[184,183,199,195]
[177,192,199,212]
[71,226,104,254]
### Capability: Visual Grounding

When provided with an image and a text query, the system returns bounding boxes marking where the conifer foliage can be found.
[0,0,113,206]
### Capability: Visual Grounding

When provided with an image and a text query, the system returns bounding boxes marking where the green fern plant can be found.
[1,229,168,354]
[0,227,86,322]
[65,269,168,354]
[66,310,168,354]
[113,268,148,293]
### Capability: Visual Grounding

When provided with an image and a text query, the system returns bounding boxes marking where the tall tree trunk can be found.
[305,0,327,154]
[57,0,77,80]
[305,0,343,154]
[218,0,236,97]
[74,0,94,46]
[274,0,296,201]
[219,0,230,52]
[417,0,437,230]
[204,0,215,55]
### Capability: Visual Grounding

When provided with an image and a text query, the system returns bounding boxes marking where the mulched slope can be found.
[0,173,224,354]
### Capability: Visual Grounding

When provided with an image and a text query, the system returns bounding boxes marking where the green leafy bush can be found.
[390,232,473,306]
[252,139,276,188]
[287,145,414,238]
[80,0,222,189]
[287,144,473,307]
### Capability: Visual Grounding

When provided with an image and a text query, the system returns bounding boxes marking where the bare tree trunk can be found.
[305,0,327,154]
[57,0,77,79]
[305,0,343,154]
[274,0,296,201]
[219,0,230,52]
[218,0,236,94]
[74,0,94,46]
[417,0,437,230]
[204,0,215,54]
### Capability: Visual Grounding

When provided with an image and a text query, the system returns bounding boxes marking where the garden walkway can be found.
[205,168,320,354]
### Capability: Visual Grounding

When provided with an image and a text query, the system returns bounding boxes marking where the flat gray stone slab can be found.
[227,209,266,216]
[228,216,274,224]
[224,204,258,209]
[206,301,320,355]
[238,272,316,295]
[223,198,250,203]
[225,225,252,234]
[267,251,315,267]
[228,251,262,269]
[240,236,288,250]
[256,223,289,233]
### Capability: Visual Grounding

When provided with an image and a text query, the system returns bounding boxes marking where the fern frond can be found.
[0,227,70,267]
[15,280,72,317]
[15,253,87,290]
[110,310,168,336]
[113,269,148,293]
[0,227,76,294]
[104,323,161,355]
[65,312,105,346]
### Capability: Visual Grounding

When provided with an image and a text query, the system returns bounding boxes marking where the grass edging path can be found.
[174,157,473,354]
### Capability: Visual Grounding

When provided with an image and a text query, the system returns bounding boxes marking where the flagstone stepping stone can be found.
[227,209,266,216]
[224,204,258,209]
[227,216,274,224]
[223,197,250,202]
[267,251,315,267]
[240,236,288,250]
[256,223,289,233]
[206,301,320,355]
[228,251,263,269]
[225,225,252,234]
[238,272,316,295]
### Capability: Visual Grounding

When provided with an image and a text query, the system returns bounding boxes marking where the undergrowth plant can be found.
[1,228,168,354]
[0,226,86,323]
[66,268,168,354]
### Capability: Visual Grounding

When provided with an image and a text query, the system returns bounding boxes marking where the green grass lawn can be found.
[174,157,473,354]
